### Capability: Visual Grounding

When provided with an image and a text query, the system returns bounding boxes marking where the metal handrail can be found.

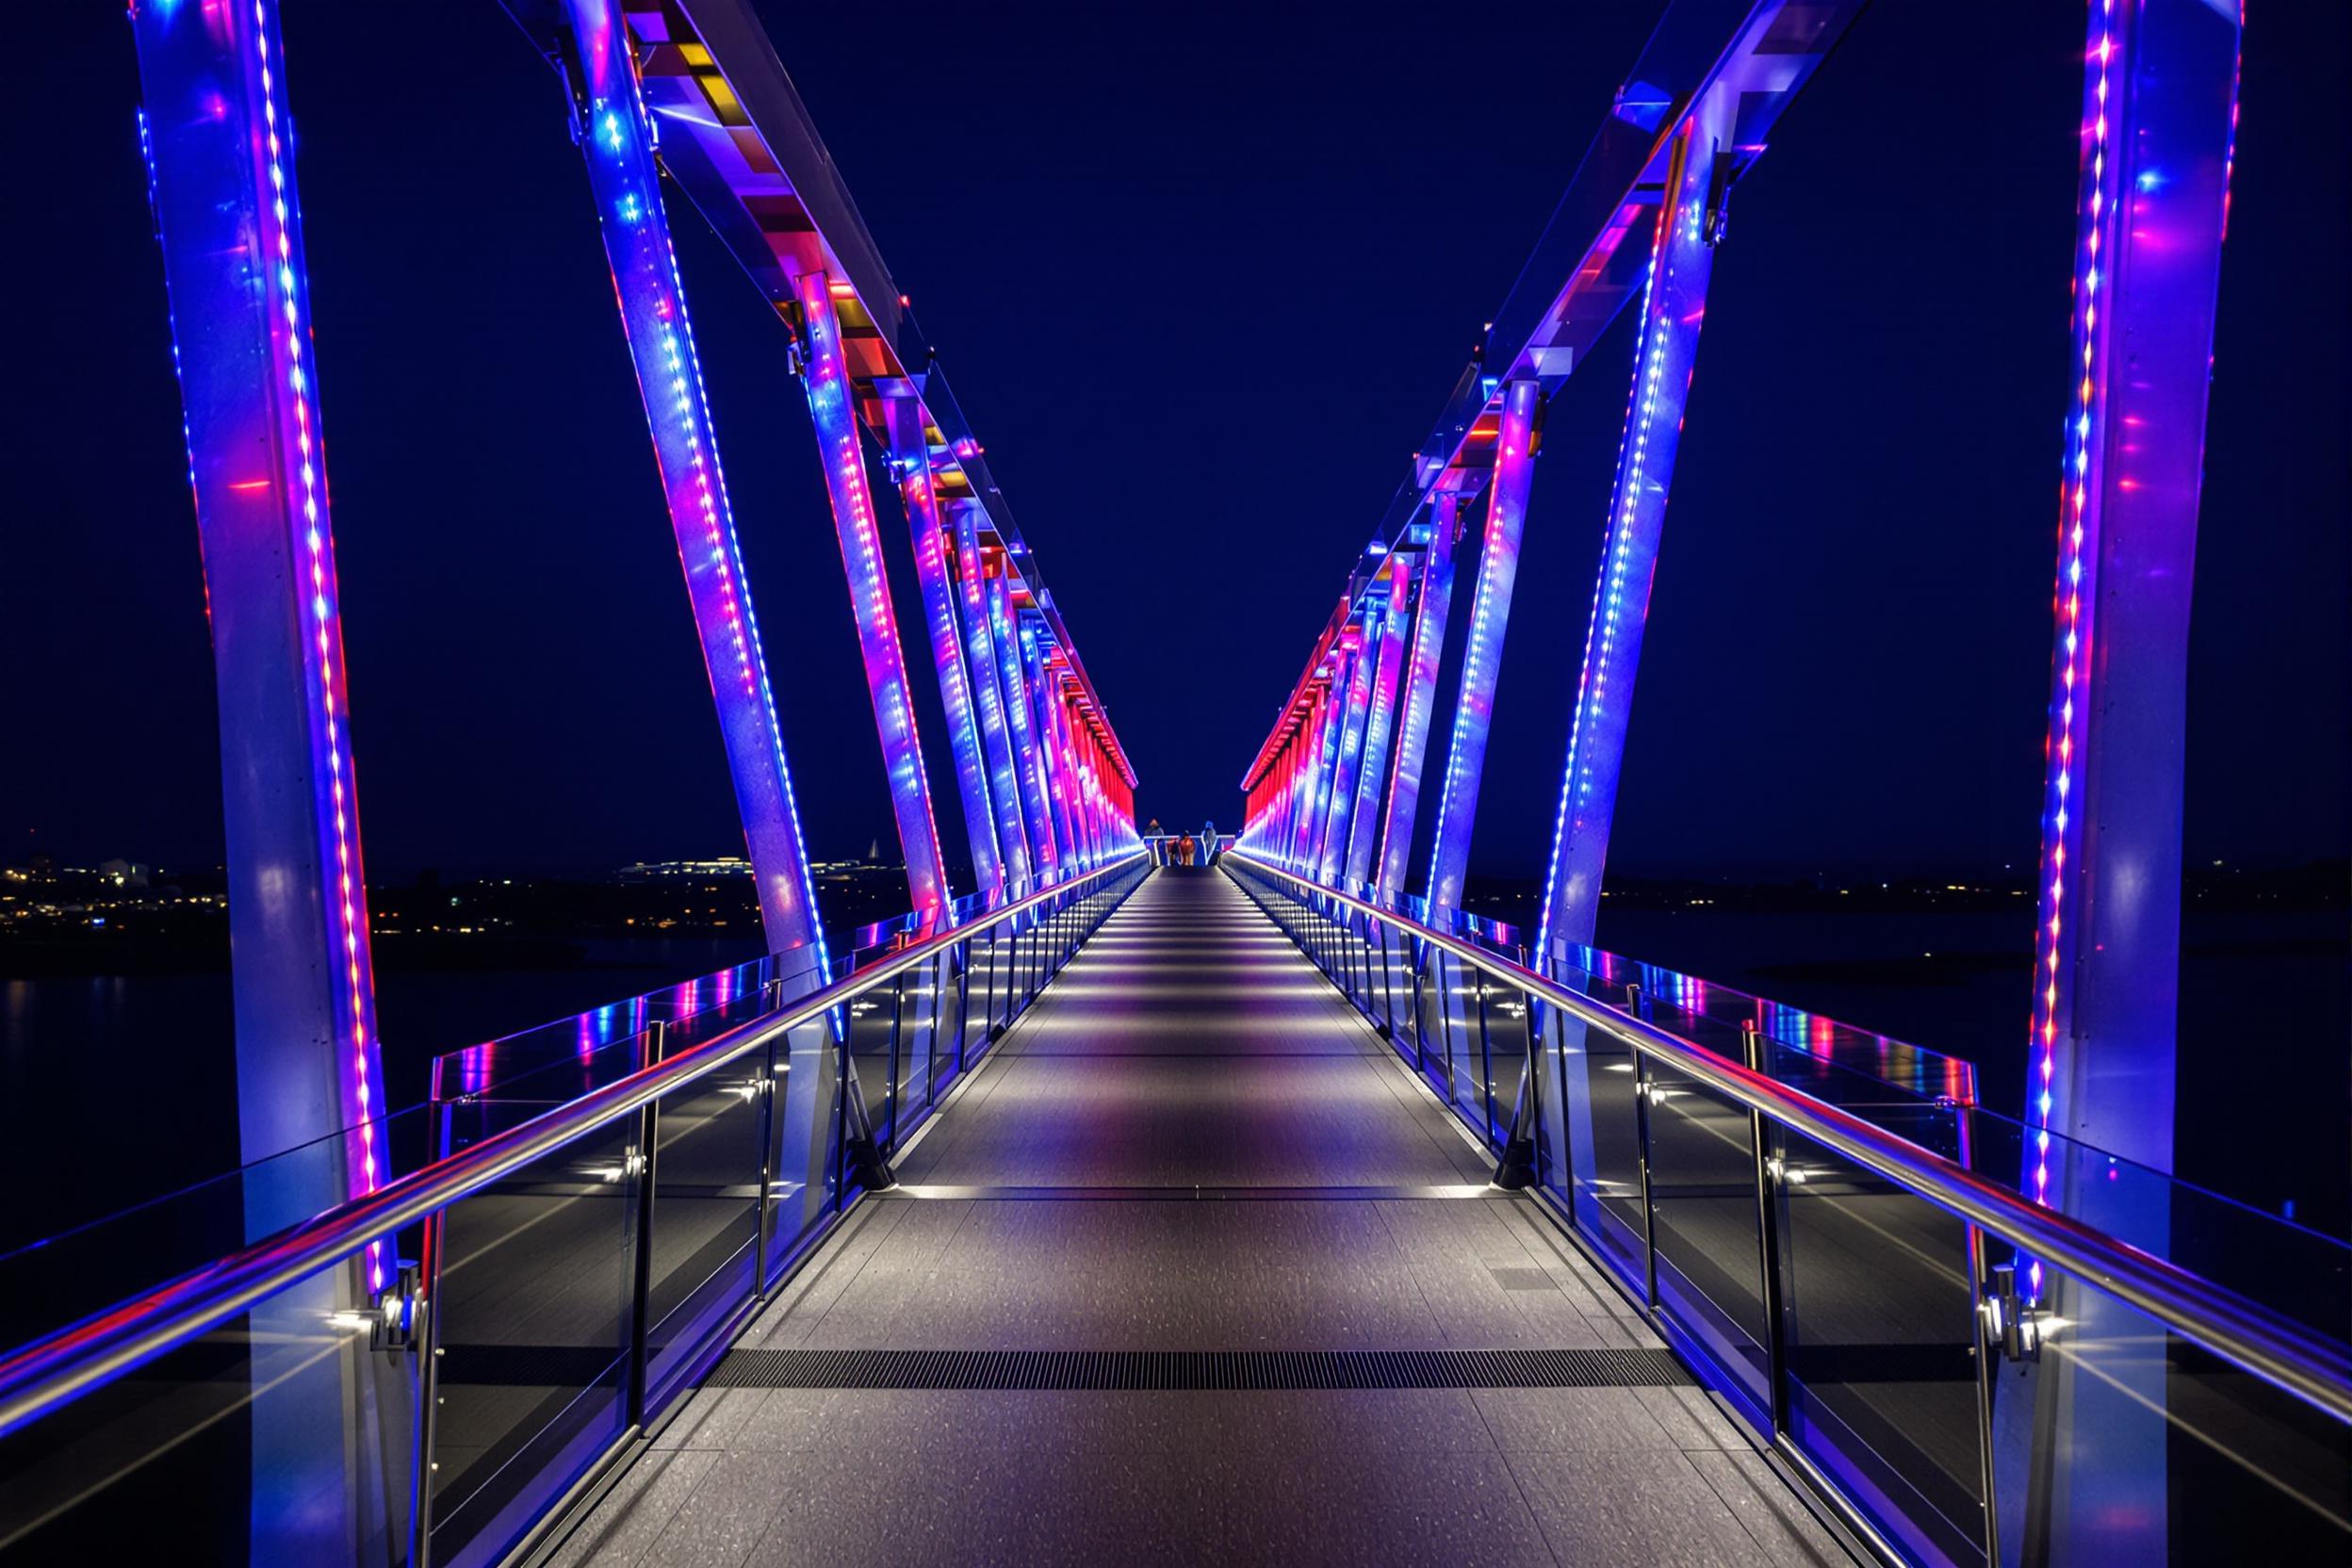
[1226,848,2352,1426]
[0,850,1149,1440]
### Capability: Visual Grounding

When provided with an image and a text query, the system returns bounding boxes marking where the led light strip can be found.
[583,18,831,984]
[1538,188,1679,953]
[2027,2,2120,1267]
[252,3,382,1282]
[798,274,947,917]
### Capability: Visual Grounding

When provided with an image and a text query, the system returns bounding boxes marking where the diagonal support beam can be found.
[1998,6,2242,1563]
[1375,500,1460,897]
[1315,629,1377,884]
[1345,556,1413,887]
[1425,380,1542,918]
[949,506,1033,890]
[887,400,1002,898]
[134,0,387,1227]
[560,0,830,990]
[1537,121,1719,956]
[987,569,1058,876]
[796,271,950,921]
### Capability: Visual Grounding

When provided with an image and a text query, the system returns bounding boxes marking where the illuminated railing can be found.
[1224,850,2352,1568]
[0,853,1150,1566]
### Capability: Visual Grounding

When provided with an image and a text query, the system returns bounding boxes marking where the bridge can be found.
[0,1,2344,1566]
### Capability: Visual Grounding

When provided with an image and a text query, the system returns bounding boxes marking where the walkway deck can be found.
[547,869,1852,1567]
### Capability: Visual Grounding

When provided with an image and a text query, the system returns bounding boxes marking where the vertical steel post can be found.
[2001,4,2242,1561]
[795,270,950,920]
[132,0,387,1232]
[988,569,1058,876]
[1375,496,1461,898]
[951,507,1034,889]
[1020,620,1079,871]
[1426,380,1542,918]
[1345,557,1413,886]
[1537,122,1718,956]
[887,400,1002,897]
[1315,629,1377,883]
[132,6,401,1556]
[1302,683,1347,873]
[556,0,829,992]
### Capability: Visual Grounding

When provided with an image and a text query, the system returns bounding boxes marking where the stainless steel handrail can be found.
[0,851,1149,1440]
[1226,848,2352,1426]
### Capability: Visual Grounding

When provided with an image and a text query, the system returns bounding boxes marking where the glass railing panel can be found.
[1993,1266,2352,1564]
[0,1266,409,1563]
[1412,943,1450,1089]
[0,1102,434,1358]
[640,1025,765,1400]
[1960,1109,2351,1340]
[1444,956,1489,1137]
[1641,1052,1772,1414]
[842,967,900,1146]
[763,1017,841,1281]
[1478,977,1533,1147]
[426,1095,638,1568]
[895,956,938,1122]
[1772,1125,1987,1568]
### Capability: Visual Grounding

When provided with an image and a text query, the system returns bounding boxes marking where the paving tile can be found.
[1472,1385,1681,1452]
[1688,1449,1858,1566]
[1508,1448,1763,1568]
[651,1387,769,1452]
[639,1451,803,1568]
[1638,1382,1754,1451]
[545,1447,719,1568]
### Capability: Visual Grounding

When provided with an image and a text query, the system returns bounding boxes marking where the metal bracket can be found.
[1982,1262,2046,1364]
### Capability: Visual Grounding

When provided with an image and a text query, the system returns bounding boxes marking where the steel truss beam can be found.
[887,402,1004,896]
[1997,4,2244,1562]
[1376,501,1461,896]
[796,273,951,918]
[1537,114,1721,956]
[551,0,831,986]
[1343,557,1413,886]
[1425,379,1541,918]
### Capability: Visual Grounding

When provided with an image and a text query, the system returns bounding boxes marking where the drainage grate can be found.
[704,1347,1689,1392]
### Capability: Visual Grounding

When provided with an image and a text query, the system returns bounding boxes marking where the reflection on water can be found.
[0,939,758,1254]
[2,907,2343,1259]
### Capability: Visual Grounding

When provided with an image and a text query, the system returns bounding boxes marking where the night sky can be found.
[4,1,2344,887]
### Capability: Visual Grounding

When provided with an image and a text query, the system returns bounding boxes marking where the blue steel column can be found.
[887,401,1002,897]
[1375,498,1460,897]
[1315,629,1377,884]
[133,0,386,1236]
[2001,4,2243,1562]
[132,4,400,1556]
[562,0,828,991]
[1345,558,1413,886]
[988,571,1058,875]
[1286,688,1331,872]
[1020,621,1080,871]
[1054,685,1103,868]
[1425,381,1541,918]
[951,509,1033,889]
[1304,676,1350,874]
[796,271,950,921]
[1536,123,1716,956]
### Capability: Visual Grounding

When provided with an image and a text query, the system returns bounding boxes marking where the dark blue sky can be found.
[4,1,2343,883]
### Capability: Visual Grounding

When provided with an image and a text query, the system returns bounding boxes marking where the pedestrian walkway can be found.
[547,869,1852,1567]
